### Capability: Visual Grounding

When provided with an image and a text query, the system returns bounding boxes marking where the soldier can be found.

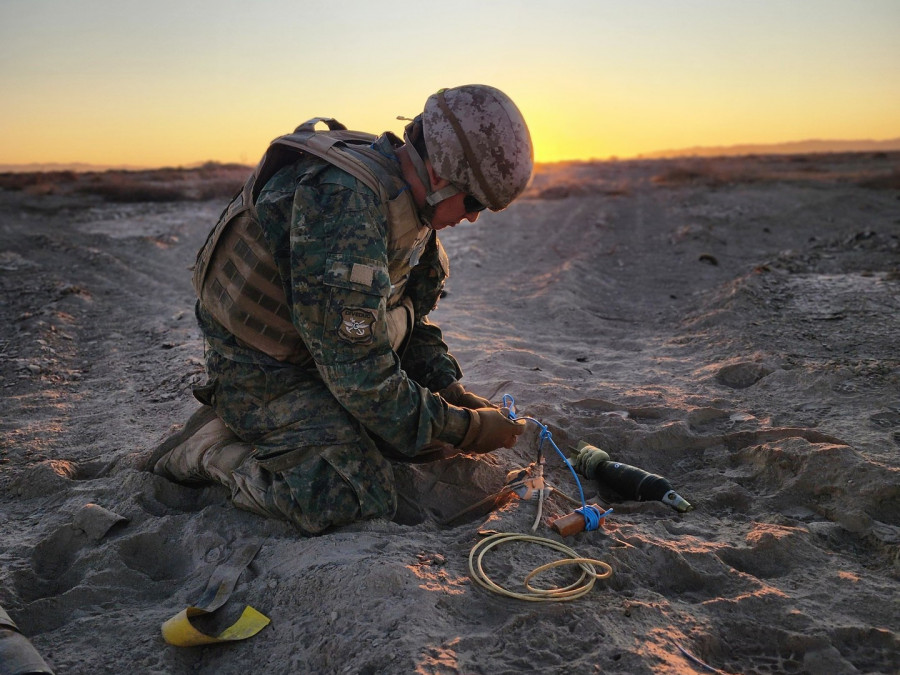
[148,85,534,534]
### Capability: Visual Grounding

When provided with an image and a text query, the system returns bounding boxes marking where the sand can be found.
[1,152,898,674]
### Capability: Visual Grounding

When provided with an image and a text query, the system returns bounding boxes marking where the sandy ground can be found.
[1,153,898,674]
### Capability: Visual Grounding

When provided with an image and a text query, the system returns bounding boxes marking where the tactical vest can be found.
[192,118,434,364]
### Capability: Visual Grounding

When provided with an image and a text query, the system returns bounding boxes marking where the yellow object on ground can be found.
[161,540,270,647]
[162,605,270,647]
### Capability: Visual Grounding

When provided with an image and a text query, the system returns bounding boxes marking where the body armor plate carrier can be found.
[192,118,439,364]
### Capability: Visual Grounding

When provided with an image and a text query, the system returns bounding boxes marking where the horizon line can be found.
[2,136,899,173]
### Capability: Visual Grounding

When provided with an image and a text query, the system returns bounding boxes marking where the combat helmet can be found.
[404,85,534,214]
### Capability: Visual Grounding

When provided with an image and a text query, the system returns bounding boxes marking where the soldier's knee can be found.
[268,444,397,534]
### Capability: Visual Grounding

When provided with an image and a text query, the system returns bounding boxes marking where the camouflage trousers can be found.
[197,349,397,534]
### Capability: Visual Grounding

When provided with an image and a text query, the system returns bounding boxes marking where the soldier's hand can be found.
[460,407,526,453]
[440,381,496,409]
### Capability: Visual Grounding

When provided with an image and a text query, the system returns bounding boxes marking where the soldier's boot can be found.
[144,405,217,474]
[148,406,252,487]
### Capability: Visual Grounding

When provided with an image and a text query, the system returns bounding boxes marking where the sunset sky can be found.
[2,0,898,167]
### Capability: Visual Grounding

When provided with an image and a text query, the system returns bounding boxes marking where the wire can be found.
[503,394,604,531]
[673,641,729,674]
[530,461,545,532]
[468,532,612,602]
[531,486,544,533]
[463,396,616,601]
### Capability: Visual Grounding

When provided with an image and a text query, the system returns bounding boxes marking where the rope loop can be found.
[469,532,612,602]
[575,504,613,532]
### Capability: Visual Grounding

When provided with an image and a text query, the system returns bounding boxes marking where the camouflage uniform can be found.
[193,134,471,534]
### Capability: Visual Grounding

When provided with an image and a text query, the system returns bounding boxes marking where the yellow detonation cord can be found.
[468,532,613,602]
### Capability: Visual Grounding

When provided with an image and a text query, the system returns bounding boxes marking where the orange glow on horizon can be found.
[1,2,898,168]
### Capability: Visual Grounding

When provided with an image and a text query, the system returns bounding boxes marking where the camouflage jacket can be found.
[197,134,470,455]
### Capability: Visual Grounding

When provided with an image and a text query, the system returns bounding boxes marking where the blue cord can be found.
[576,504,612,531]
[502,394,612,532]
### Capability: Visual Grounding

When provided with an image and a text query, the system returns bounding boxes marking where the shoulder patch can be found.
[338,307,378,345]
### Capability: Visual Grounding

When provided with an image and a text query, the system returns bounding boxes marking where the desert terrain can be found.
[1,152,898,674]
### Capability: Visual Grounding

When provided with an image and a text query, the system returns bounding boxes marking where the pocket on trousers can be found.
[320,442,396,521]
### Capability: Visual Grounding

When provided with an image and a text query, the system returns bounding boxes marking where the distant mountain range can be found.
[2,138,899,173]
[0,161,158,173]
[639,137,900,159]
[0,161,236,174]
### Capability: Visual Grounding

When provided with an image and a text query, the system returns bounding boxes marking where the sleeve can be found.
[400,232,461,391]
[401,318,461,392]
[260,166,469,455]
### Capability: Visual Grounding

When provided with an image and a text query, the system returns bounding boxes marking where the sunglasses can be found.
[463,194,486,213]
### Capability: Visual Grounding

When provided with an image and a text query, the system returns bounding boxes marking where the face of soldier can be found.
[429,191,481,230]
[401,151,483,230]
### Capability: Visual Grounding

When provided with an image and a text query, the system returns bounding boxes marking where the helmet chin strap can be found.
[403,124,460,228]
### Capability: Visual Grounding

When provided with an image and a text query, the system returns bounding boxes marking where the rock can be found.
[715,362,773,389]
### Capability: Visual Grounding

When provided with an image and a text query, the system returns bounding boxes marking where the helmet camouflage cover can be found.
[422,85,534,211]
